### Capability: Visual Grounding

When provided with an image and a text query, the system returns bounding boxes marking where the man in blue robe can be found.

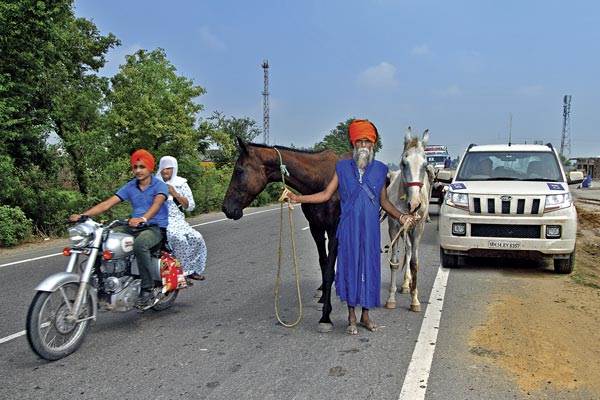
[286,119,418,335]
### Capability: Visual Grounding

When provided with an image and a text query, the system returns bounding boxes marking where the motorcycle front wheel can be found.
[26,283,94,361]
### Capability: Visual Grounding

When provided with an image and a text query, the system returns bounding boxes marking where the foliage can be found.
[106,49,205,159]
[0,205,33,247]
[190,165,233,213]
[199,111,262,165]
[313,118,383,155]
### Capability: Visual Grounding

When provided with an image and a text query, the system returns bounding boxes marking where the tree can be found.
[0,0,118,234]
[314,118,383,155]
[0,1,118,170]
[106,49,205,160]
[199,111,261,165]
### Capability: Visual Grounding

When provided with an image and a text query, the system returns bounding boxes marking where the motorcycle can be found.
[26,217,186,361]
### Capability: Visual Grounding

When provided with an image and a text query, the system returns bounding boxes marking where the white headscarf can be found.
[156,156,187,187]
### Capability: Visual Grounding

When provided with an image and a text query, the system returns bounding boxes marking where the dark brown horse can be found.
[222,138,349,332]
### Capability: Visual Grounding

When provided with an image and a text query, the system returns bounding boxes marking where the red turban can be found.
[130,149,155,171]
[348,119,378,145]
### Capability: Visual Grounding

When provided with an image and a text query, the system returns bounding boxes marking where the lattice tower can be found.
[560,95,572,158]
[262,60,270,145]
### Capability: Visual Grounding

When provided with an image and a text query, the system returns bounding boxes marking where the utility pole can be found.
[560,95,572,158]
[262,60,270,145]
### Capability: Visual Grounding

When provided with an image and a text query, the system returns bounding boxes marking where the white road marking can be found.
[0,330,25,344]
[398,265,450,400]
[301,226,310,231]
[0,207,281,269]
[189,206,280,228]
[0,253,63,269]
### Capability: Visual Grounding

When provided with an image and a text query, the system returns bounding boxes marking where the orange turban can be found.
[348,119,378,146]
[130,149,155,171]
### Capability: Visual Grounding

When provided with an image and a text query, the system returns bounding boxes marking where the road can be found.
[0,205,592,399]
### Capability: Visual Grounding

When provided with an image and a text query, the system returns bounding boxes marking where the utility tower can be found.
[560,95,572,158]
[262,60,270,145]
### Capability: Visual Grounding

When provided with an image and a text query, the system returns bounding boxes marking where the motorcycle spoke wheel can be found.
[27,283,93,361]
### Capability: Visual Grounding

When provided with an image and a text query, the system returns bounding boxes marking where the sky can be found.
[75,0,600,164]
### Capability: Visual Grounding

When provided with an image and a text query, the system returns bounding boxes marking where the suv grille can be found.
[471,224,541,238]
[471,196,544,215]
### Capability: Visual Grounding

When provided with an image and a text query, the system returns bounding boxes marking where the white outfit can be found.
[156,156,207,275]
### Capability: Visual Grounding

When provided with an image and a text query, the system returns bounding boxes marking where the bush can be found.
[191,165,233,213]
[0,205,33,247]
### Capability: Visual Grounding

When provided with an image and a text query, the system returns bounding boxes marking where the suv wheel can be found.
[553,251,575,274]
[440,247,459,268]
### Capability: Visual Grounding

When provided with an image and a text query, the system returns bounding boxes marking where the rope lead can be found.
[273,147,303,327]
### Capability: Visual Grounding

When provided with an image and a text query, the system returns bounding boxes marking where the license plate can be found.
[488,240,521,249]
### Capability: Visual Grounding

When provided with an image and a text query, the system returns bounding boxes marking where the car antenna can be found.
[508,112,512,146]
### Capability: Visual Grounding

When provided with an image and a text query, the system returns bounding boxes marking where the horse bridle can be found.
[404,181,423,188]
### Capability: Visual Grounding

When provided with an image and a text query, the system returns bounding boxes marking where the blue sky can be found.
[75,0,600,164]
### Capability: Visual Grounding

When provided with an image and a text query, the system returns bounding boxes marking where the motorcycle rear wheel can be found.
[26,283,93,361]
[152,289,178,311]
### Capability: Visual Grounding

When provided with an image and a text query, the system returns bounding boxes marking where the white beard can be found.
[353,147,374,171]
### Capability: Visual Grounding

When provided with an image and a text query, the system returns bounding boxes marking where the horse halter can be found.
[404,181,424,188]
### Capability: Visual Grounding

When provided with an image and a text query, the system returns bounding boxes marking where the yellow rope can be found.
[273,148,303,327]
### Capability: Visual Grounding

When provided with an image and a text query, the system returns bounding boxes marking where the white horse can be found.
[384,127,433,312]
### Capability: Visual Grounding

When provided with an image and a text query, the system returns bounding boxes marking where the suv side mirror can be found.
[567,171,584,185]
[436,170,454,184]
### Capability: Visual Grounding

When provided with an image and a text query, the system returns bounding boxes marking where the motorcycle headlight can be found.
[68,222,95,248]
[544,193,571,212]
[445,191,469,210]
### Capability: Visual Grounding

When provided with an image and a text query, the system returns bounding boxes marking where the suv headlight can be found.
[68,222,95,248]
[445,191,469,210]
[544,193,572,212]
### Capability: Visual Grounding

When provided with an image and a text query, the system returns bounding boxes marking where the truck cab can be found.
[438,143,584,273]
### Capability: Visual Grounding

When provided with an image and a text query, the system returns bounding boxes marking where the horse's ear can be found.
[236,136,249,155]
[404,126,413,145]
[422,129,430,146]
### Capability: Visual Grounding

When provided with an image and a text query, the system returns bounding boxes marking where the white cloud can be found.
[200,26,226,51]
[435,84,462,97]
[411,44,431,56]
[517,85,544,96]
[357,62,399,89]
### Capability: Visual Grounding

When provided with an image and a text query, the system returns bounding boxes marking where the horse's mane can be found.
[248,142,327,154]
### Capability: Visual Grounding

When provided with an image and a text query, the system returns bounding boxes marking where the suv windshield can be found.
[456,151,563,182]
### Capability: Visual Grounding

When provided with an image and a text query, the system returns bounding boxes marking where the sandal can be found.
[359,320,378,332]
[188,273,205,281]
[346,322,358,335]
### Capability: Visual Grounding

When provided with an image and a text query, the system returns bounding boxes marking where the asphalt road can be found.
[0,205,587,399]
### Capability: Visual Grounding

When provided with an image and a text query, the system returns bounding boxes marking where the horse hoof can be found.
[410,304,421,312]
[399,287,410,294]
[317,323,333,333]
[384,301,396,309]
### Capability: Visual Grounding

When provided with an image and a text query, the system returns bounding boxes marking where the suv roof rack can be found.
[467,143,477,151]
[545,142,554,150]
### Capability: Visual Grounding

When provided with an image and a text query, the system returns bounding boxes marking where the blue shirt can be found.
[115,176,169,228]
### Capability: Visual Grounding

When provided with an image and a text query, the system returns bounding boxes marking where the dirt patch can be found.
[469,201,600,395]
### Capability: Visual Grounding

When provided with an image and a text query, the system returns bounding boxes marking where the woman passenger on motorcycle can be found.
[69,149,169,307]
[156,156,207,283]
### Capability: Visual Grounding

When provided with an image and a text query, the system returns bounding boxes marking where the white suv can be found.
[438,143,584,273]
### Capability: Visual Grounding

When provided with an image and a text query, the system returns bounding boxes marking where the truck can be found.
[425,145,450,170]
